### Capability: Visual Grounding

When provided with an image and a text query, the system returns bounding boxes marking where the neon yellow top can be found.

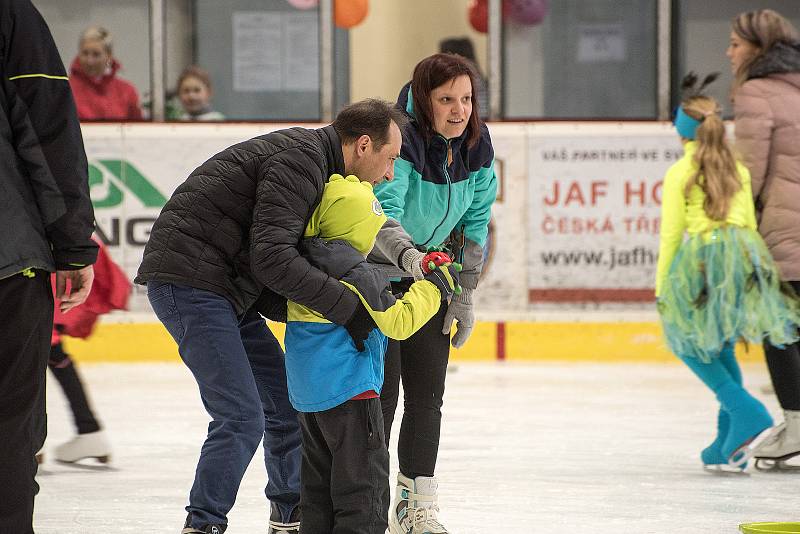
[655,141,757,297]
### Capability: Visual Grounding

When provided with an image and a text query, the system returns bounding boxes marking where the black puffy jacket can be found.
[0,0,97,279]
[135,125,358,323]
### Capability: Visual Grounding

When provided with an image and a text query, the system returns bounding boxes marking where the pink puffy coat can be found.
[734,42,800,281]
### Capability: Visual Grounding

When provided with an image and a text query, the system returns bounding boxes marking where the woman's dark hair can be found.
[411,53,481,148]
[332,98,408,149]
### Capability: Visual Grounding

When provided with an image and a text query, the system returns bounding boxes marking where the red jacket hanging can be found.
[68,57,143,121]
[52,238,131,344]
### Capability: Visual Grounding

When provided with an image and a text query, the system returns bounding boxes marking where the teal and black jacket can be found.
[372,82,497,289]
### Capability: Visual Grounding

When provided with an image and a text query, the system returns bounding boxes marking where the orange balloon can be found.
[334,0,369,29]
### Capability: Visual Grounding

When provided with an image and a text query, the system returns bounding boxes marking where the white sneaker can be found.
[54,430,112,464]
[389,473,448,534]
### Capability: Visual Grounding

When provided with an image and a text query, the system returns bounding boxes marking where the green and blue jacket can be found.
[372,82,497,289]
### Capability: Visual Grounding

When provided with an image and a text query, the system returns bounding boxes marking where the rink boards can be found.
[72,121,763,363]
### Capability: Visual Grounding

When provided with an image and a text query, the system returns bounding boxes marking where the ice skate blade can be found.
[755,455,800,472]
[728,427,775,469]
[55,455,113,470]
[703,464,748,476]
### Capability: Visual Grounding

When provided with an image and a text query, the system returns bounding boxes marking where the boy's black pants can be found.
[298,398,389,534]
[0,272,53,534]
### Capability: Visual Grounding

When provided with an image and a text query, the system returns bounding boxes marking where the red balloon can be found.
[503,0,548,26]
[335,0,369,29]
[468,0,488,33]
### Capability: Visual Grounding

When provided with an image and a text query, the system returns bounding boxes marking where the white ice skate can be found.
[754,410,800,472]
[389,473,448,534]
[54,429,111,464]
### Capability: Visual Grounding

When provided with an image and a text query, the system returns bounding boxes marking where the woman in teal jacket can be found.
[371,52,497,534]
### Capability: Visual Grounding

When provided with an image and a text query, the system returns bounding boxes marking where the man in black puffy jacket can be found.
[0,2,98,532]
[135,99,406,534]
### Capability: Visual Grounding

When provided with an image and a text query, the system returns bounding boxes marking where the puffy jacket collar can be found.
[317,124,346,176]
[748,41,800,80]
[70,56,123,89]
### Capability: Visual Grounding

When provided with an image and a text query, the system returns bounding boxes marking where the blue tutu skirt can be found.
[659,226,800,362]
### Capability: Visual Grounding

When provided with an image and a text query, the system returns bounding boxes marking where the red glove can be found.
[421,251,453,274]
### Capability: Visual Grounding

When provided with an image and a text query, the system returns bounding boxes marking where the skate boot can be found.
[267,502,300,534]
[389,473,448,534]
[716,383,773,469]
[182,513,226,534]
[754,410,800,471]
[54,429,111,464]
[701,409,745,472]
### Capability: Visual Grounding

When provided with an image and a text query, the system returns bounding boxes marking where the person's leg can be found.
[319,399,389,534]
[0,272,52,534]
[237,309,301,526]
[297,411,334,533]
[380,339,402,447]
[48,342,101,434]
[396,303,450,478]
[764,282,800,411]
[389,304,450,534]
[680,348,772,462]
[147,282,265,529]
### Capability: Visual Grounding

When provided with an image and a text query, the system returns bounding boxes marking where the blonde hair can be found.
[79,26,113,54]
[731,9,799,89]
[681,96,741,221]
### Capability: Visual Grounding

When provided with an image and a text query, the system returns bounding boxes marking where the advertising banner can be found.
[527,123,681,302]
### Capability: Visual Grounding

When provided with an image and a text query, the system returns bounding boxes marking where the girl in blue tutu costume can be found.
[656,92,800,470]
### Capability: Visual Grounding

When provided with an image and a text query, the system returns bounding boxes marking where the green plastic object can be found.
[740,523,800,533]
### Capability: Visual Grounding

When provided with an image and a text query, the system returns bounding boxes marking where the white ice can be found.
[35,362,798,533]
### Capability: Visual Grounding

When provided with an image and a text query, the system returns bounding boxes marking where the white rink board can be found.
[82,122,688,313]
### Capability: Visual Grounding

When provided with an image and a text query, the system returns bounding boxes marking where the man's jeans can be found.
[147,282,301,527]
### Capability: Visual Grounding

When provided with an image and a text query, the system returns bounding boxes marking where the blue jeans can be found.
[147,282,301,527]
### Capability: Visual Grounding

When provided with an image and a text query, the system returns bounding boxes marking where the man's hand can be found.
[344,299,377,352]
[400,248,426,280]
[56,265,94,313]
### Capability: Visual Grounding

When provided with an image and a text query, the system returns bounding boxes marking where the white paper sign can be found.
[577,24,627,63]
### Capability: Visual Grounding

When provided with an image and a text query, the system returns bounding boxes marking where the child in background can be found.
[284,174,460,533]
[47,237,130,464]
[176,65,224,121]
[656,93,800,471]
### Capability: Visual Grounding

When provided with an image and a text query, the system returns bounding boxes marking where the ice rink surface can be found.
[35,361,798,533]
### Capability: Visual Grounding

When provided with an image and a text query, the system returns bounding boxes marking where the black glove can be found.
[423,263,462,301]
[344,300,377,352]
[252,288,287,323]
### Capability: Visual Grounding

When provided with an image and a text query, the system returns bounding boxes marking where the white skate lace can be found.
[411,506,446,532]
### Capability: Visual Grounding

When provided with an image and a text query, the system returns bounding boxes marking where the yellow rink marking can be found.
[63,321,765,363]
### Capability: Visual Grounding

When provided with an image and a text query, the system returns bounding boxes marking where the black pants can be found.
[49,342,101,435]
[381,284,450,479]
[0,272,53,534]
[298,398,389,534]
[765,280,800,410]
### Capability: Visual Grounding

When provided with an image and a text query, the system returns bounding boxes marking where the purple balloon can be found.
[504,0,548,25]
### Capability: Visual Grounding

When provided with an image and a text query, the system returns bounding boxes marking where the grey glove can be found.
[400,247,426,281]
[442,287,474,348]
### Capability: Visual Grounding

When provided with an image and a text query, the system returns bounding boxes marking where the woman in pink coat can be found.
[729,9,800,470]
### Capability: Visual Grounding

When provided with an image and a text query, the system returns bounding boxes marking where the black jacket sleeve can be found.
[2,0,97,268]
[250,146,358,325]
